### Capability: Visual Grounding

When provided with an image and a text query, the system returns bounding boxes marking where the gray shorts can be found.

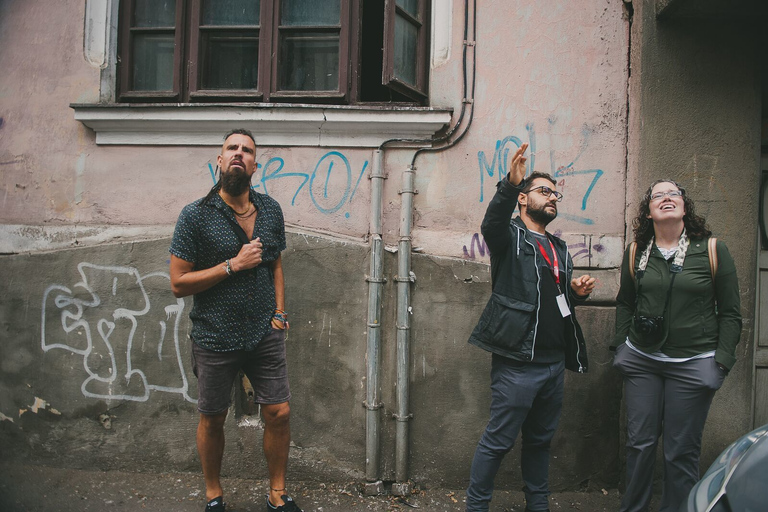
[191,328,291,415]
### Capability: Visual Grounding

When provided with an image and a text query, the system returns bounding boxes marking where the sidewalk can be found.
[0,463,621,512]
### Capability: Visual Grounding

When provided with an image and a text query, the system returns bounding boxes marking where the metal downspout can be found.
[364,150,386,488]
[384,0,476,492]
[394,164,416,490]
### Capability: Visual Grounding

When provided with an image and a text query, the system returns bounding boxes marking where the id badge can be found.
[556,294,571,318]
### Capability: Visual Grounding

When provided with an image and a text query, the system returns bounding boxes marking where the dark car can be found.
[680,423,768,511]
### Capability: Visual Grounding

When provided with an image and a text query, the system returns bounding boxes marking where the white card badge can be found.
[556,294,571,318]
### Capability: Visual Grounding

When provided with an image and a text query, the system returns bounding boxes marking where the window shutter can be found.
[382,0,428,101]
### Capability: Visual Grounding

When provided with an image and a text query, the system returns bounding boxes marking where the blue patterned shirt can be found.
[170,189,286,351]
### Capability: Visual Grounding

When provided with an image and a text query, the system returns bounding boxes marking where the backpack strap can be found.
[628,241,638,281]
[708,237,718,281]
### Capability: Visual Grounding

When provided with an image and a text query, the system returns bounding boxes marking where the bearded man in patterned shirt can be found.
[170,129,301,512]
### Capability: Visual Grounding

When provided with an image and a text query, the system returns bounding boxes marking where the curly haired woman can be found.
[612,179,742,512]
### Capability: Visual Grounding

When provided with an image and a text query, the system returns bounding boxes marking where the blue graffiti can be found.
[477,122,605,225]
[208,151,368,217]
[477,135,526,202]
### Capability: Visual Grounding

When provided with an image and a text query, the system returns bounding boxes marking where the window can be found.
[117,0,429,104]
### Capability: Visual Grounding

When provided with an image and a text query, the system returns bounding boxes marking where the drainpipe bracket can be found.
[365,276,388,284]
[393,273,416,283]
[392,413,413,421]
[363,400,383,411]
[397,189,419,195]
[363,481,385,496]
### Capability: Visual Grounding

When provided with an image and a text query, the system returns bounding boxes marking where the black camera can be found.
[633,315,664,339]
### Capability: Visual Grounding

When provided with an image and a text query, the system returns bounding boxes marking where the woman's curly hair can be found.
[632,179,711,250]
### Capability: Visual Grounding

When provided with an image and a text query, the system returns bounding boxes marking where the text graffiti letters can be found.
[41,263,195,404]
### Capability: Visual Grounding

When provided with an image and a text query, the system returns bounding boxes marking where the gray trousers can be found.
[612,344,725,512]
[466,356,565,512]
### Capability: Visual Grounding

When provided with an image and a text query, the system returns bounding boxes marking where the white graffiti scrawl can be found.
[41,263,196,403]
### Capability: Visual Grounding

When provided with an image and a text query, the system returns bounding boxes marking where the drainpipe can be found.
[393,164,417,494]
[389,0,477,493]
[364,150,386,492]
[379,0,477,493]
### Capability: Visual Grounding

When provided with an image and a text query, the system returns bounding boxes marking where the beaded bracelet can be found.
[273,309,288,323]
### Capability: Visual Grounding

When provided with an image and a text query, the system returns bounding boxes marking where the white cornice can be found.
[71,104,452,147]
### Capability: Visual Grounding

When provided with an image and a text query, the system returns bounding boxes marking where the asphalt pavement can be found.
[0,463,623,512]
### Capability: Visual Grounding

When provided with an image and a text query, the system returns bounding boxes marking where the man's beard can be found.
[220,167,252,196]
[527,202,557,226]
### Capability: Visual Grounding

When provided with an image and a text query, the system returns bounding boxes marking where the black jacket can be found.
[467,178,589,372]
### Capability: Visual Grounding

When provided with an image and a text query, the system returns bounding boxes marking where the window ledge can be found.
[71,103,453,147]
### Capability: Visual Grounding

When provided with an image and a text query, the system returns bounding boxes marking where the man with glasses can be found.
[466,143,596,512]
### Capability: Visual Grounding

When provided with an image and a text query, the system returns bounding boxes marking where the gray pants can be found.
[466,356,565,512]
[612,345,725,512]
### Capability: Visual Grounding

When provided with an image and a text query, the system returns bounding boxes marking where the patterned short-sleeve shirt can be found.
[170,189,286,352]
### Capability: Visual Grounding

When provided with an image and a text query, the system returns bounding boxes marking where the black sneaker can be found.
[266,494,302,512]
[205,496,226,512]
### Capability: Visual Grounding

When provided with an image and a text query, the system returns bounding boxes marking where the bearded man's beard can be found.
[527,202,557,226]
[220,167,252,196]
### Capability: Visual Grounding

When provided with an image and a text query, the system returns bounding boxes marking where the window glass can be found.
[134,0,176,27]
[394,14,418,86]
[396,0,419,18]
[201,35,259,89]
[132,34,175,90]
[279,32,339,90]
[280,0,340,26]
[202,0,260,26]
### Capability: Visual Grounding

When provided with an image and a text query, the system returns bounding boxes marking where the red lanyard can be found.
[536,239,560,285]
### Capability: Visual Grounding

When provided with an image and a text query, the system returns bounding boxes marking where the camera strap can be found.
[634,230,689,317]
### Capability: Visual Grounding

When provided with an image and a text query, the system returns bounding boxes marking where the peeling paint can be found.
[30,397,61,415]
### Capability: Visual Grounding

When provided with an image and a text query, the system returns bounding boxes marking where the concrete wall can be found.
[0,0,761,494]
[0,232,622,490]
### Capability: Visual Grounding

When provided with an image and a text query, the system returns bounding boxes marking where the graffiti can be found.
[41,263,195,403]
[209,151,368,219]
[462,231,605,262]
[477,122,604,225]
[463,233,489,260]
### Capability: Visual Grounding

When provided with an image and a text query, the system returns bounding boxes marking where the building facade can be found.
[0,0,765,493]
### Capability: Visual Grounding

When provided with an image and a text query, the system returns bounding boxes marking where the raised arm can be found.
[480,144,528,253]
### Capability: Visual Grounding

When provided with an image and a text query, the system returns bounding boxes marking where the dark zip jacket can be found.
[467,178,589,372]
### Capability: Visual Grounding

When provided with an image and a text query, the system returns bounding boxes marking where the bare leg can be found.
[262,402,291,507]
[198,411,228,502]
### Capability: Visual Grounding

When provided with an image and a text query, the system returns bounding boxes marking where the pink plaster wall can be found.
[0,0,629,260]
[411,0,629,258]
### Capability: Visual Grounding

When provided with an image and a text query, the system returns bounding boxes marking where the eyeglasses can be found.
[649,190,683,201]
[527,185,563,202]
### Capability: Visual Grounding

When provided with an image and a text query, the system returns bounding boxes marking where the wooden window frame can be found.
[118,0,185,102]
[382,0,429,101]
[117,0,427,104]
[187,1,268,101]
